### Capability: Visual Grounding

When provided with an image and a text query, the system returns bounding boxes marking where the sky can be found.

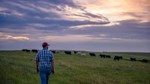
[0,0,150,52]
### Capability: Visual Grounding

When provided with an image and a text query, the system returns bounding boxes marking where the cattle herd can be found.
[22,49,38,53]
[22,49,149,63]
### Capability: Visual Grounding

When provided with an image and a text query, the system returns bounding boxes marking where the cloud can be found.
[28,23,49,28]
[70,24,101,29]
[0,0,110,32]
[38,35,91,42]
[0,32,30,41]
[33,33,150,43]
[66,19,150,44]
[77,0,150,24]
[45,0,81,8]
[0,0,150,51]
[121,12,150,23]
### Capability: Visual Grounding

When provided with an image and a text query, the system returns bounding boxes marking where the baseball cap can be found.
[42,42,49,47]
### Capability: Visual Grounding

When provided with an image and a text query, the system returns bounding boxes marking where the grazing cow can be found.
[51,50,56,54]
[141,59,148,63]
[32,49,38,53]
[64,51,72,55]
[22,49,27,52]
[114,56,123,61]
[100,54,105,58]
[26,49,30,52]
[74,51,78,54]
[81,53,86,56]
[105,55,111,58]
[130,58,136,61]
[22,49,30,52]
[100,54,111,58]
[89,53,96,56]
[77,52,86,56]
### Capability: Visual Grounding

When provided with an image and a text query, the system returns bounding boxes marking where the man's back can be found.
[36,49,54,70]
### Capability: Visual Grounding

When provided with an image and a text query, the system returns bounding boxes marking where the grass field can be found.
[0,51,150,84]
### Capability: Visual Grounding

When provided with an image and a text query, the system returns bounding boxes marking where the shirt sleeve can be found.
[35,52,39,62]
[50,51,54,61]
[52,53,54,61]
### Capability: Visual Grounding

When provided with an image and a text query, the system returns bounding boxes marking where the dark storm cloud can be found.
[118,20,150,29]
[83,12,109,22]
[46,0,80,8]
[66,19,150,41]
[0,0,109,32]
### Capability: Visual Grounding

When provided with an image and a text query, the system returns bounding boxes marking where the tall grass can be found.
[0,51,150,84]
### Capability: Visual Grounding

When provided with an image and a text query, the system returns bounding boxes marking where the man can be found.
[35,42,55,84]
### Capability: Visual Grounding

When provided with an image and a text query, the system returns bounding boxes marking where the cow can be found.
[73,51,78,54]
[64,51,72,55]
[32,49,38,53]
[105,55,111,58]
[22,49,30,52]
[114,56,123,61]
[100,54,105,58]
[77,52,86,56]
[81,53,86,56]
[26,49,30,52]
[130,58,136,61]
[51,50,56,54]
[89,53,96,56]
[141,59,148,63]
[100,54,111,58]
[22,49,27,52]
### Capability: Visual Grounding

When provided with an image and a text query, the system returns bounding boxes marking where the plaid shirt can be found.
[35,48,54,69]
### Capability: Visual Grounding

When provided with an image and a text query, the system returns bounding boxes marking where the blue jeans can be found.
[39,68,51,84]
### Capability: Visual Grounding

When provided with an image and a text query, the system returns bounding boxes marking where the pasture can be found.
[0,50,150,84]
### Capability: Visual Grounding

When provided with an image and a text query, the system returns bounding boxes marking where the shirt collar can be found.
[43,48,48,50]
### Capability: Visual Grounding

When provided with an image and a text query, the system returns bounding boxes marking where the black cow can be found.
[130,58,136,61]
[26,50,30,52]
[105,55,111,58]
[22,49,30,52]
[32,49,38,53]
[100,54,105,58]
[64,51,72,55]
[100,54,111,58]
[74,51,78,54]
[22,49,27,52]
[51,50,56,54]
[114,56,123,61]
[89,53,96,56]
[141,59,148,63]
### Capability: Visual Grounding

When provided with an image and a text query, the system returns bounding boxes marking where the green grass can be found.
[0,51,150,84]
